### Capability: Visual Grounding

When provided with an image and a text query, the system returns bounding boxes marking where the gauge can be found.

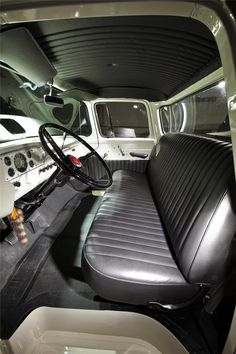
[14,153,27,173]
[8,168,15,177]
[4,156,11,166]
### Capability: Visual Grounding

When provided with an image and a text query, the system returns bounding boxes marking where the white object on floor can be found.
[0,307,188,354]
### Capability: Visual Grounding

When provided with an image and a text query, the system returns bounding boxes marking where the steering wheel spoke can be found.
[80,150,95,162]
[43,129,67,161]
[39,123,112,189]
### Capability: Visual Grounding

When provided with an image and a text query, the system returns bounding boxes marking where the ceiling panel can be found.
[21,16,221,100]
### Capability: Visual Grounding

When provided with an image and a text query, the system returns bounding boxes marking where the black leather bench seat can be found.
[83,170,200,305]
[82,134,236,307]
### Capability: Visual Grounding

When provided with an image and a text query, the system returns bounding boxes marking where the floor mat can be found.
[0,192,102,338]
[0,183,83,291]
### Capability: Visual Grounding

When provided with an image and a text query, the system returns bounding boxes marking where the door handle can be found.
[118,145,125,156]
[130,152,148,159]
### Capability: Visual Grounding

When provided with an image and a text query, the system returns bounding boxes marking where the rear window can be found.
[159,81,230,142]
[96,102,149,138]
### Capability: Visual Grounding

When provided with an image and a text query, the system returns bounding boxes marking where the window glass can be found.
[96,102,149,138]
[183,82,228,137]
[52,104,73,124]
[172,103,184,132]
[71,102,92,136]
[160,103,183,133]
[159,81,230,142]
[160,106,171,133]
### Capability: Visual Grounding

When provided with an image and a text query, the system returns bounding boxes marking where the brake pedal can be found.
[5,232,18,246]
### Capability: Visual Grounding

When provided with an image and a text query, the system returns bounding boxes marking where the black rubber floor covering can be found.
[0,193,100,338]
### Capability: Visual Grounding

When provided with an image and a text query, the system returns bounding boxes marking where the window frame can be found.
[70,101,93,137]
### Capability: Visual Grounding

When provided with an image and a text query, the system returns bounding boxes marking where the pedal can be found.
[5,232,18,246]
[0,219,8,230]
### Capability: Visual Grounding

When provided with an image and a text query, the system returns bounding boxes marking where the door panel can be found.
[82,100,156,182]
[96,138,154,161]
[83,139,153,182]
[85,156,148,182]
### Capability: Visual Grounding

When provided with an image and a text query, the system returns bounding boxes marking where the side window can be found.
[159,81,230,142]
[171,103,184,132]
[160,106,171,133]
[96,103,114,137]
[183,83,229,137]
[159,103,183,133]
[96,102,150,138]
[71,102,92,136]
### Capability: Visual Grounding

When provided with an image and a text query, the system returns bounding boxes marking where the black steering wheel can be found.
[39,123,112,189]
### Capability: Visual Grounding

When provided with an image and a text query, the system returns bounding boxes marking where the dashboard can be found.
[0,137,85,219]
[1,146,47,182]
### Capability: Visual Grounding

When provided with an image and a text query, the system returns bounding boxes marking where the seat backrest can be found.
[148,133,236,284]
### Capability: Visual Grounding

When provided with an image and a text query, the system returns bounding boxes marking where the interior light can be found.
[133,105,138,109]
[108,63,118,67]
[218,81,225,88]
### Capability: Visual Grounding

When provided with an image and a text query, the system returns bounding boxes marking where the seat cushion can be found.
[82,170,200,305]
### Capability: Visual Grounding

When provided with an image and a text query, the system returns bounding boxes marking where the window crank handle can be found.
[118,145,125,156]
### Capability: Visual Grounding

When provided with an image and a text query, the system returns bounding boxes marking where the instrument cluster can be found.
[0,146,46,181]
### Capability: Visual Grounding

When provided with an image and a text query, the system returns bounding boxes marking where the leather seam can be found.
[104,196,154,205]
[98,209,159,220]
[90,228,167,243]
[94,219,163,231]
[100,204,157,215]
[85,243,172,258]
[88,234,169,249]
[90,222,162,235]
[84,249,177,268]
[96,213,162,226]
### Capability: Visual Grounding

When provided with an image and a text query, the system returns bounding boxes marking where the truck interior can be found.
[0,1,236,353]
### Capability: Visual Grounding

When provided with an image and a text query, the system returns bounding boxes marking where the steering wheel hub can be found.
[68,155,82,168]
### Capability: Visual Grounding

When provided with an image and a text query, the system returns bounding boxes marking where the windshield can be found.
[0,67,91,142]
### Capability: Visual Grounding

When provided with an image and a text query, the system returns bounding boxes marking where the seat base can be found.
[82,170,200,306]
